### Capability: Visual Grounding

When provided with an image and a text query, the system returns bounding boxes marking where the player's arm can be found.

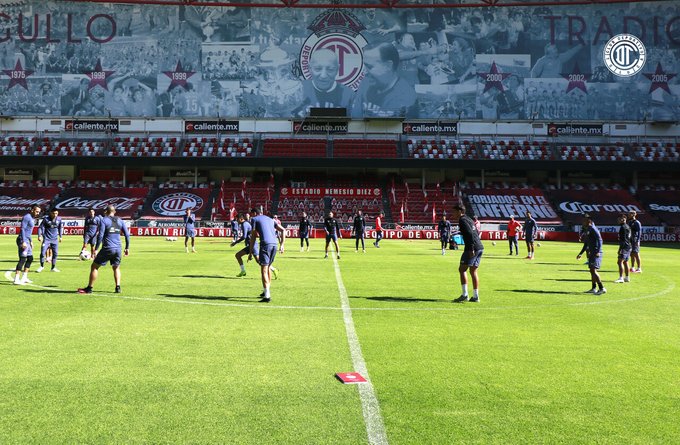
[37,219,44,242]
[576,242,587,259]
[121,220,131,255]
[276,223,286,252]
[231,229,246,246]
[248,229,258,257]
[95,218,105,252]
[20,216,31,248]
[58,219,64,241]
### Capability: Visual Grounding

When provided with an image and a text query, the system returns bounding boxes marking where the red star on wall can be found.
[86,59,115,90]
[2,60,34,90]
[561,62,591,94]
[163,61,195,91]
[477,62,510,93]
[644,63,677,94]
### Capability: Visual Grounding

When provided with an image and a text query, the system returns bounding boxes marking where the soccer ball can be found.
[79,250,91,261]
[491,241,496,246]
[537,242,541,247]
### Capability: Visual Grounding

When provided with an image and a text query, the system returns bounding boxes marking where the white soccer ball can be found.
[537,242,541,247]
[79,250,91,261]
[492,241,496,246]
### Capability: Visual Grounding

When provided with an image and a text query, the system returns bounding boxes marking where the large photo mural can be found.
[0,1,678,121]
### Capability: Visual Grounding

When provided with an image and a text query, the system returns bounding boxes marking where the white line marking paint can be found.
[332,256,389,445]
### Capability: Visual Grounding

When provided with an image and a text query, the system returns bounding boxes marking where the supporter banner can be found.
[64,119,119,133]
[184,120,239,133]
[52,188,148,218]
[547,123,604,137]
[0,187,59,217]
[465,188,561,223]
[637,191,680,225]
[280,187,381,198]
[550,189,658,225]
[141,189,212,219]
[171,169,206,178]
[402,122,457,135]
[292,121,348,134]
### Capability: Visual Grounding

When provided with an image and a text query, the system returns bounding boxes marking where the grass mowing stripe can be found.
[333,255,389,445]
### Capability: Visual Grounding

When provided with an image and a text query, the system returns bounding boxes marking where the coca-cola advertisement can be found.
[52,188,149,218]
[465,188,561,224]
[0,187,59,217]
[140,188,213,219]
[549,189,659,226]
[638,191,680,226]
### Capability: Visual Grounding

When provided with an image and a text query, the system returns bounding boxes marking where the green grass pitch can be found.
[1,235,679,444]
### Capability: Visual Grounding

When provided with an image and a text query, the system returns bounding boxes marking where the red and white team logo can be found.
[152,192,203,217]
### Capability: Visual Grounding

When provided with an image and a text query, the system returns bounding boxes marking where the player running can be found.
[14,205,41,285]
[524,211,538,259]
[37,208,63,273]
[576,214,606,295]
[507,215,522,255]
[628,210,642,273]
[452,204,484,303]
[249,207,285,303]
[299,211,311,252]
[184,208,197,253]
[615,213,632,283]
[352,210,366,253]
[437,214,451,255]
[324,211,341,259]
[232,212,256,277]
[77,205,130,294]
[82,208,100,259]
[230,217,240,242]
[373,212,384,248]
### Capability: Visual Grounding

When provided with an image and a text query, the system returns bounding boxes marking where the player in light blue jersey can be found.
[37,208,63,272]
[249,207,285,303]
[184,208,197,253]
[231,212,258,277]
[82,208,100,259]
[14,205,41,285]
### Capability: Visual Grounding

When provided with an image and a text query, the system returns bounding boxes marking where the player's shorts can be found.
[587,253,602,270]
[631,241,640,253]
[618,248,631,261]
[355,231,365,239]
[83,232,97,246]
[94,248,122,267]
[239,242,259,257]
[259,243,277,266]
[16,236,32,257]
[460,249,483,267]
[185,228,196,238]
[300,231,309,239]
[326,233,338,242]
[525,236,535,243]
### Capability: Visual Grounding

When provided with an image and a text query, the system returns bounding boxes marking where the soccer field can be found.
[1,235,679,444]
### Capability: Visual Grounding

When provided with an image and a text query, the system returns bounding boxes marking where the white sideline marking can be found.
[332,256,389,445]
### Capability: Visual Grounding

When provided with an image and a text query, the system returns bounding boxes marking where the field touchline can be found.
[332,256,389,445]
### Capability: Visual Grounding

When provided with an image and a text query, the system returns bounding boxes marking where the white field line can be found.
[332,256,389,445]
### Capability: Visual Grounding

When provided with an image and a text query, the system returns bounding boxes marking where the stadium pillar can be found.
[481,169,485,188]
[194,167,198,188]
[123,165,126,187]
[557,170,561,189]
[45,165,49,186]
[633,171,638,191]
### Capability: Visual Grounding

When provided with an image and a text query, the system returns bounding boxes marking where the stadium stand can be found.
[182,136,253,158]
[35,138,105,157]
[481,139,553,160]
[0,136,34,156]
[632,142,680,162]
[333,139,397,158]
[559,143,630,161]
[263,138,326,158]
[110,137,178,157]
[407,138,478,159]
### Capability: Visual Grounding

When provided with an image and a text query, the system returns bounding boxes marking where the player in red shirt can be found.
[507,215,522,256]
[373,212,384,248]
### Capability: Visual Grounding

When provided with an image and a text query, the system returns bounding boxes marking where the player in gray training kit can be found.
[452,204,484,303]
[615,213,632,283]
[14,205,41,285]
[37,208,63,272]
[249,207,286,303]
[577,213,606,295]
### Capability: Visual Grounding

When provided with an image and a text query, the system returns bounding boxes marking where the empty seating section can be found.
[408,139,478,159]
[334,139,397,158]
[219,181,272,217]
[560,143,630,161]
[110,137,177,157]
[36,139,105,156]
[183,136,252,158]
[393,181,460,224]
[632,142,680,162]
[481,140,552,160]
[263,138,326,157]
[1,136,34,156]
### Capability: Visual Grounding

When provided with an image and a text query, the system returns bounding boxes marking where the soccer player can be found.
[524,211,538,259]
[273,214,284,248]
[249,207,285,303]
[437,214,451,255]
[507,215,522,255]
[78,205,130,294]
[452,204,484,303]
[615,213,631,283]
[14,205,41,285]
[628,210,642,273]
[324,211,341,259]
[184,208,196,253]
[230,217,240,242]
[576,214,606,295]
[231,212,256,277]
[352,210,366,253]
[82,208,100,259]
[373,212,384,248]
[37,208,63,273]
[299,211,311,252]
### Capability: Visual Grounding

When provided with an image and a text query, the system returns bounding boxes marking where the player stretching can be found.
[184,208,196,253]
[452,204,484,303]
[14,205,41,285]
[576,214,606,295]
[232,213,255,277]
[524,211,538,259]
[249,207,285,303]
[78,205,130,294]
[82,208,100,259]
[37,208,63,273]
[615,213,632,283]
[373,212,384,248]
[438,214,451,255]
[324,211,341,259]
[299,211,311,252]
[230,217,240,242]
[628,211,642,273]
[507,215,522,255]
[353,210,366,253]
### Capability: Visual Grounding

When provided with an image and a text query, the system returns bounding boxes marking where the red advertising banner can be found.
[0,187,59,217]
[550,189,659,226]
[637,191,680,226]
[279,187,382,198]
[465,188,561,224]
[140,188,213,219]
[52,187,149,218]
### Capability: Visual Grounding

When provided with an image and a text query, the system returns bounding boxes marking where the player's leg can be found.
[191,236,196,252]
[38,242,49,271]
[305,236,310,250]
[84,262,101,291]
[112,265,121,292]
[355,235,359,252]
[184,236,189,253]
[14,256,27,284]
[324,237,330,258]
[454,263,470,302]
[508,237,513,255]
[50,242,60,271]
[259,264,270,301]
[300,236,304,252]
[469,265,480,302]
[360,235,365,252]
[333,238,340,258]
[235,248,248,276]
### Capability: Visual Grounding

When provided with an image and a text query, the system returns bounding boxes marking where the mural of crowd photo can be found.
[0,1,678,120]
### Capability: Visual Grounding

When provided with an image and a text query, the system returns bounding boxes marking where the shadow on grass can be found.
[171,274,227,279]
[161,293,257,303]
[531,262,580,266]
[350,295,449,303]
[544,278,591,282]
[500,289,584,295]
[20,288,78,294]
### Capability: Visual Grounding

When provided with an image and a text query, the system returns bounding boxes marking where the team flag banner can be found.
[465,188,561,224]
[549,189,658,225]
[140,188,213,219]
[52,187,149,218]
[279,187,381,198]
[637,191,680,225]
[0,186,59,217]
